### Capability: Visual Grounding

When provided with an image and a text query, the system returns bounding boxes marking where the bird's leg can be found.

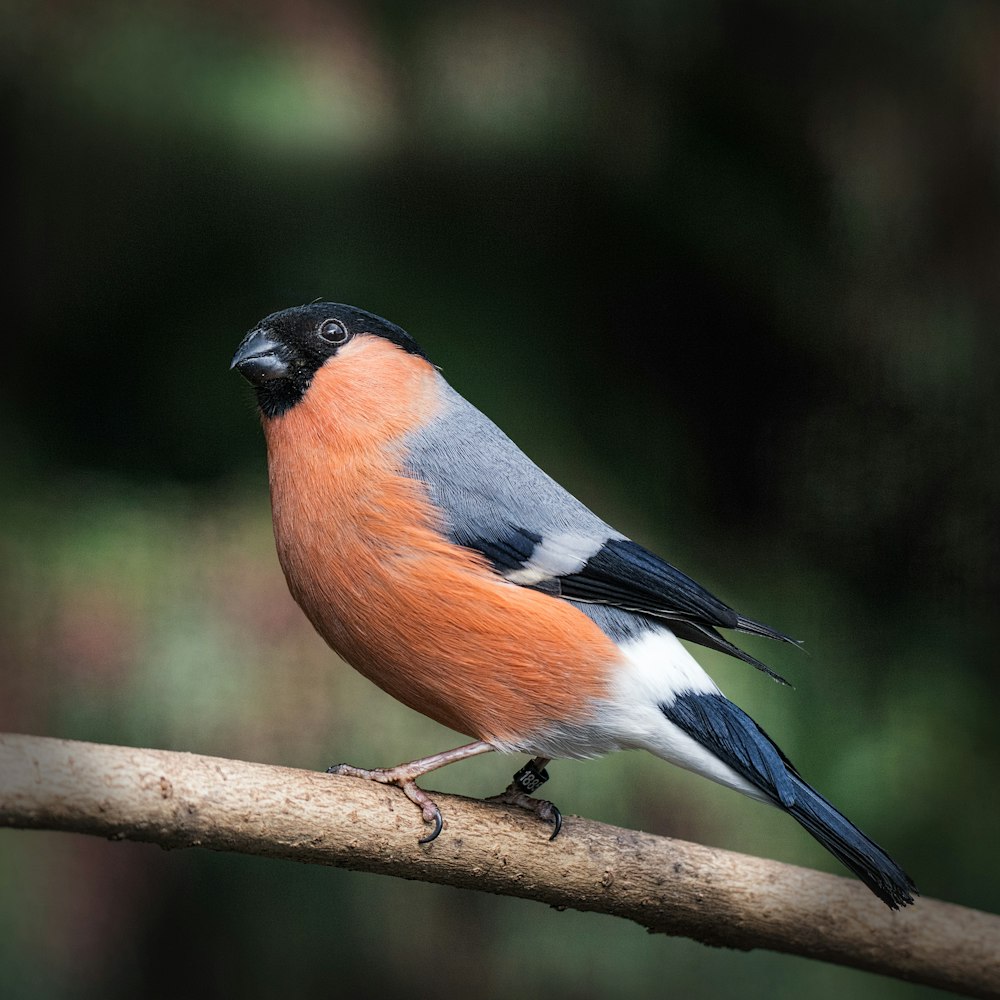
[485,756,563,840]
[327,740,495,844]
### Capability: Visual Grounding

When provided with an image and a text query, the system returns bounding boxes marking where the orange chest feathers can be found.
[260,337,617,745]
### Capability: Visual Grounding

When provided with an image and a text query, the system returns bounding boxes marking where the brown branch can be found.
[1,733,996,998]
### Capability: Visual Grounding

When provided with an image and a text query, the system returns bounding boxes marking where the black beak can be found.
[231,329,289,384]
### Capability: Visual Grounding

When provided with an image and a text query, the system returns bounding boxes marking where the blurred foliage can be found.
[3,2,998,998]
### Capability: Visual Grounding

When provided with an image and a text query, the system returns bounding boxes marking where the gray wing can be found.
[403,381,796,680]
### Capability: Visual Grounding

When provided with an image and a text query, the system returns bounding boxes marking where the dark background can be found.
[3,3,998,998]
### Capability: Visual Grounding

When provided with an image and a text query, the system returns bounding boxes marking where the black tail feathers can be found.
[785,771,916,909]
[661,692,916,909]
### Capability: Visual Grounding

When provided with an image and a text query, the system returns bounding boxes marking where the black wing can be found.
[543,537,798,684]
[402,385,796,682]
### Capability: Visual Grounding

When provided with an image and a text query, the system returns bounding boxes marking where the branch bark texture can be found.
[1,733,996,998]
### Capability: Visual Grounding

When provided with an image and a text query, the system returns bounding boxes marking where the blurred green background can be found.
[3,2,998,998]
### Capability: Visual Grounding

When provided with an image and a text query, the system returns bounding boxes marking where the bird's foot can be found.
[327,761,444,843]
[326,741,496,845]
[485,758,563,840]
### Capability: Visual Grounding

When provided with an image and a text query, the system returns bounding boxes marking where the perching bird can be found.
[232,302,915,909]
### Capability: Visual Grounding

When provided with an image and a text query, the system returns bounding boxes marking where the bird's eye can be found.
[318,318,351,345]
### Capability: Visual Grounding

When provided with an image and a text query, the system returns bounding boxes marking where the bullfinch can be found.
[231,302,915,909]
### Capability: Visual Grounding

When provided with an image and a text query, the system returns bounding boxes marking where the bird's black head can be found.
[231,303,427,418]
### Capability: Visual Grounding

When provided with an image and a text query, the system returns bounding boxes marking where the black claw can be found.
[418,809,444,845]
[547,805,562,841]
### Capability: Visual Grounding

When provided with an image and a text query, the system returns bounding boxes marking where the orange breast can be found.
[262,336,617,745]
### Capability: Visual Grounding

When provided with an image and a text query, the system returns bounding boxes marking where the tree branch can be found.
[1,733,996,998]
